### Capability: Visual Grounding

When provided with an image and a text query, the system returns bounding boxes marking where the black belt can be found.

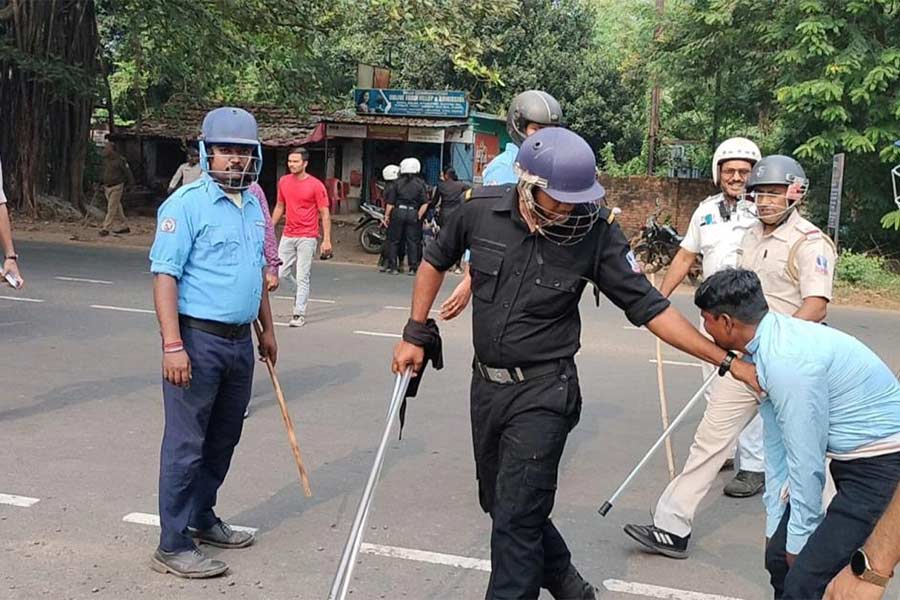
[474,358,561,384]
[179,315,250,339]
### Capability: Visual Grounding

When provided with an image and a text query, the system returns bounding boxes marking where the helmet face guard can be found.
[516,164,600,246]
[742,177,808,226]
[199,140,263,192]
[892,163,900,211]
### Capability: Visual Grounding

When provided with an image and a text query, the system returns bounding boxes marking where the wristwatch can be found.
[718,351,737,377]
[851,548,892,587]
[4,254,17,261]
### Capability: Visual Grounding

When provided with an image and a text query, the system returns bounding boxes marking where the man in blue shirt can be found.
[148,107,278,579]
[695,268,900,600]
[481,89,563,186]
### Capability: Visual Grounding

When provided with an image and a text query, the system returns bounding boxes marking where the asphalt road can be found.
[2,241,899,600]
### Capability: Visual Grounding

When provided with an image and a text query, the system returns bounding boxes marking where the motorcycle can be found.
[630,202,702,285]
[356,202,387,254]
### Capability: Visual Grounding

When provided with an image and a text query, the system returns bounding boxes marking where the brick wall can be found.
[600,176,717,236]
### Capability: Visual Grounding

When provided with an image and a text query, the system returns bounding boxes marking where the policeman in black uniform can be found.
[392,128,759,600]
[385,157,428,275]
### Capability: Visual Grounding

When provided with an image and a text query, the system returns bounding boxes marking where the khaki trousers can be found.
[653,369,760,537]
[102,183,127,230]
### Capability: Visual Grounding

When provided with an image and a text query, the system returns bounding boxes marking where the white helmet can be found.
[712,137,761,185]
[399,157,421,175]
[382,164,400,181]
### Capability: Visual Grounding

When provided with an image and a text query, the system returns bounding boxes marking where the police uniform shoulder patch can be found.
[464,189,473,202]
[606,209,616,225]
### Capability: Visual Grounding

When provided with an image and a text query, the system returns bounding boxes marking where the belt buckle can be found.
[483,366,523,384]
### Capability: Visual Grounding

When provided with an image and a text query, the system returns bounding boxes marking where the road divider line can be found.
[357,544,745,599]
[55,276,113,285]
[0,295,44,303]
[384,306,440,314]
[649,359,703,368]
[275,296,336,304]
[623,325,647,331]
[90,305,155,315]
[122,512,257,534]
[360,543,491,572]
[0,493,40,507]
[353,330,402,339]
[603,579,745,600]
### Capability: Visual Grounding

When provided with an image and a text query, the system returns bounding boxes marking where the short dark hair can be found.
[443,166,458,180]
[694,268,769,325]
[289,147,309,160]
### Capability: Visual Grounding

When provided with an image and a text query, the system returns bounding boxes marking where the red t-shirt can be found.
[277,174,329,238]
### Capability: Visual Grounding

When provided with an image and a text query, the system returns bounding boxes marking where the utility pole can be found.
[647,0,665,175]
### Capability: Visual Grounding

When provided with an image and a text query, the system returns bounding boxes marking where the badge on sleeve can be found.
[160,217,177,233]
[815,255,829,275]
[626,250,642,273]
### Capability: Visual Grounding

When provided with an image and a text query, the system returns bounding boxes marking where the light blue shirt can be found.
[747,312,900,554]
[482,143,519,185]
[149,174,266,325]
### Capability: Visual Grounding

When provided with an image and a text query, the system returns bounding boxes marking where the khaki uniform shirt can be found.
[738,210,836,315]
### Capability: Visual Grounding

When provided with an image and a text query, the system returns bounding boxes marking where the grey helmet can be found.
[506,90,563,146]
[745,155,809,225]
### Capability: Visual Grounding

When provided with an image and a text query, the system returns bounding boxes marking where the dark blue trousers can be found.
[158,325,254,552]
[765,452,900,600]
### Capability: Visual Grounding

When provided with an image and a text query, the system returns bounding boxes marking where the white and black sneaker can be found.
[623,524,690,559]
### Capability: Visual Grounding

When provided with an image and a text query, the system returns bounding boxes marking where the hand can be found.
[2,258,23,288]
[392,340,424,375]
[786,552,797,568]
[257,329,278,366]
[163,350,191,388]
[730,359,763,395]
[440,277,472,320]
[418,208,428,221]
[824,565,886,600]
[321,240,333,255]
[265,271,279,292]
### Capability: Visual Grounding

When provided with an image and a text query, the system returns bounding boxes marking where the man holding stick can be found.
[391,128,759,600]
[149,107,277,578]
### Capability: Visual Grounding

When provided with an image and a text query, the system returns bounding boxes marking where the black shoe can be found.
[150,547,228,579]
[624,524,690,559]
[379,265,389,273]
[98,229,110,237]
[546,564,597,599]
[190,520,255,549]
[720,458,735,472]
[724,470,765,498]
[112,226,131,234]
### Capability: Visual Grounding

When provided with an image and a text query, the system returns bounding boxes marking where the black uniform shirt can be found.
[433,179,471,213]
[390,177,428,209]
[424,185,670,367]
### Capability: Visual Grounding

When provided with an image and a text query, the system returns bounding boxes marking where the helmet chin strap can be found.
[758,201,799,227]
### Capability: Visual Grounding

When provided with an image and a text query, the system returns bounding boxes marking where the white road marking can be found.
[360,543,491,572]
[353,330,402,339]
[603,579,745,600]
[357,544,746,599]
[649,359,703,368]
[384,306,440,314]
[0,295,44,303]
[0,493,40,507]
[90,304,155,315]
[122,512,257,534]
[623,325,647,331]
[275,296,336,304]
[55,276,113,285]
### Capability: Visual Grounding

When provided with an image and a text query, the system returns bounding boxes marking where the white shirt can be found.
[0,157,7,204]
[680,192,758,276]
[168,162,203,191]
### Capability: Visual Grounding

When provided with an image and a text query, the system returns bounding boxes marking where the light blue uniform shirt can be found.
[747,312,900,554]
[149,174,266,325]
[482,143,519,185]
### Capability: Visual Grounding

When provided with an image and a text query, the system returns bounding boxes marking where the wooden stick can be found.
[650,273,676,481]
[253,321,312,497]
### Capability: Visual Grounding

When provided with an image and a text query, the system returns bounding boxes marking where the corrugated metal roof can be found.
[321,109,468,129]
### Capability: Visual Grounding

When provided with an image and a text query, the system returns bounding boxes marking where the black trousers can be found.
[765,451,900,600]
[387,207,422,271]
[470,359,582,600]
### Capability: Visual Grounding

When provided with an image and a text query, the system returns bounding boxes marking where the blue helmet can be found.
[198,107,263,191]
[514,128,604,246]
[515,127,605,204]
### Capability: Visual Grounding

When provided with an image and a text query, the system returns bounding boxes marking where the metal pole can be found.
[329,368,412,600]
[599,369,716,516]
